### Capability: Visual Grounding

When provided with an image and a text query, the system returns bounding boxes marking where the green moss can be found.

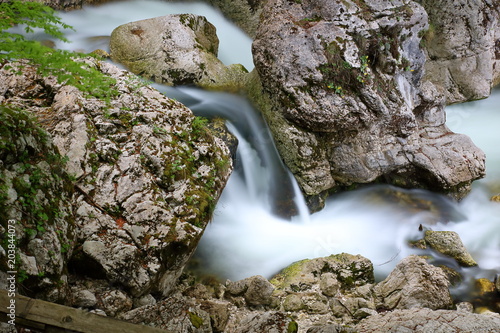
[188,311,204,328]
[287,320,299,333]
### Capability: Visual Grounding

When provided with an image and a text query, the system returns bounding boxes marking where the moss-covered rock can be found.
[0,59,233,299]
[0,104,75,301]
[423,230,477,267]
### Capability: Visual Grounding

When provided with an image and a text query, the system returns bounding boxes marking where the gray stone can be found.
[110,14,247,88]
[73,290,98,308]
[424,230,477,267]
[271,253,374,293]
[250,0,485,209]
[356,308,500,333]
[421,0,500,103]
[0,59,232,298]
[374,255,453,310]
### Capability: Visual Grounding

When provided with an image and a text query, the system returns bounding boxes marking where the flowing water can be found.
[38,1,500,286]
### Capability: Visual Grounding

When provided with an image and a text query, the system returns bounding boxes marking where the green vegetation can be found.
[319,41,373,96]
[0,0,117,100]
[0,105,73,247]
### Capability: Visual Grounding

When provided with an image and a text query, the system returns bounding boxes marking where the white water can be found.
[44,1,500,283]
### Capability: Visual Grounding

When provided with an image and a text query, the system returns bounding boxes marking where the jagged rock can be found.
[356,308,500,333]
[374,255,453,310]
[0,59,232,298]
[119,294,213,332]
[423,230,477,267]
[250,0,485,210]
[421,0,500,103]
[110,14,247,88]
[0,104,75,300]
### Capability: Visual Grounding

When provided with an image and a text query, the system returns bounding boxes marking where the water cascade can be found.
[39,0,500,287]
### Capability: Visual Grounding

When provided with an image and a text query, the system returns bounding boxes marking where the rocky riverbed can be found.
[1,0,500,332]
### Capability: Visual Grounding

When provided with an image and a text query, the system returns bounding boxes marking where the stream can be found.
[41,0,500,290]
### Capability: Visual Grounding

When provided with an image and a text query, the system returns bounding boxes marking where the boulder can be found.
[251,0,485,210]
[423,230,477,267]
[421,0,500,103]
[0,59,232,298]
[374,255,453,310]
[0,104,75,301]
[356,308,500,333]
[226,275,275,307]
[110,14,247,88]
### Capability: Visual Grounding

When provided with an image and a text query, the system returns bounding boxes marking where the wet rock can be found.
[356,308,500,333]
[424,230,477,267]
[250,0,485,209]
[110,14,247,88]
[374,255,453,310]
[421,0,500,103]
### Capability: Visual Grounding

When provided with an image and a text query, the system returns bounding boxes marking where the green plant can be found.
[0,1,117,99]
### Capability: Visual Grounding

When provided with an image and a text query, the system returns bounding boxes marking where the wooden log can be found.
[0,289,171,333]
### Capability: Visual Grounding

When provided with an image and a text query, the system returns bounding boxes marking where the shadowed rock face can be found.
[251,0,486,209]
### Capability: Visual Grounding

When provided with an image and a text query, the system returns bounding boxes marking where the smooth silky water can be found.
[45,0,499,293]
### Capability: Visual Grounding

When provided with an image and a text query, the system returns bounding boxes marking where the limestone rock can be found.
[110,14,247,88]
[251,0,485,209]
[356,308,500,333]
[374,255,453,310]
[120,294,213,332]
[0,59,232,298]
[421,0,500,103]
[0,104,75,299]
[224,311,294,333]
[307,324,357,333]
[271,253,374,293]
[424,230,477,267]
[226,275,275,307]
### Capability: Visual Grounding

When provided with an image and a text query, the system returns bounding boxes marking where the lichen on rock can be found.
[0,58,233,300]
[251,0,486,210]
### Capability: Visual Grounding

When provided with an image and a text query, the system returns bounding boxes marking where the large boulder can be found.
[421,0,500,103]
[0,59,232,299]
[110,14,247,88]
[251,0,485,210]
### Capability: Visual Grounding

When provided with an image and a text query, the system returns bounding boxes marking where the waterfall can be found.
[30,0,500,284]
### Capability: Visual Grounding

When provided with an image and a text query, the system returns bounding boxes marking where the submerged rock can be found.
[0,59,232,298]
[251,0,486,210]
[110,14,248,89]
